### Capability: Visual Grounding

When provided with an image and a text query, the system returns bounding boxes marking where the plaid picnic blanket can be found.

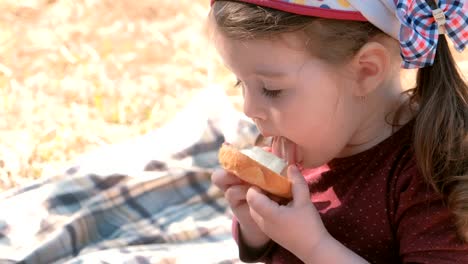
[0,86,258,264]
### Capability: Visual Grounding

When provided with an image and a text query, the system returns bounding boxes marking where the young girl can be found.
[209,0,468,263]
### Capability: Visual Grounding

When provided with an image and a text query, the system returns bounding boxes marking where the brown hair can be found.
[210,1,468,240]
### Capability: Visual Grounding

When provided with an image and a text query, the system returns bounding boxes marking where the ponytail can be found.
[410,35,468,240]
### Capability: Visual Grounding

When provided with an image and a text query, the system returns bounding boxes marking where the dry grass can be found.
[0,0,237,190]
[0,0,466,191]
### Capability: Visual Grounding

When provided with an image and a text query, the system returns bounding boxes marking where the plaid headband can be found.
[210,0,468,69]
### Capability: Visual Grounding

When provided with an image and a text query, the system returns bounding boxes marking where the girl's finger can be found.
[246,186,278,220]
[211,169,244,191]
[225,184,250,207]
[287,165,310,205]
[263,192,289,205]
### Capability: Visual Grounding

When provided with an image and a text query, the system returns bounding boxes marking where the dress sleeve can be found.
[232,217,276,263]
[392,163,468,263]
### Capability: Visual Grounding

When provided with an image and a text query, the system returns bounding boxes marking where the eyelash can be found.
[234,80,282,98]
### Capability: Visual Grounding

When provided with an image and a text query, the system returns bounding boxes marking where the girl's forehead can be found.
[215,31,309,56]
[215,34,318,79]
[216,35,307,62]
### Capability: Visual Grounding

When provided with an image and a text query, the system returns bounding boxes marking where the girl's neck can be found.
[338,77,414,158]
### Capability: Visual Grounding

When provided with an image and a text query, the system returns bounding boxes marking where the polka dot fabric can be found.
[232,120,468,263]
[285,0,354,10]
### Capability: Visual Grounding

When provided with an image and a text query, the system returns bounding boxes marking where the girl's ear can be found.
[349,41,391,97]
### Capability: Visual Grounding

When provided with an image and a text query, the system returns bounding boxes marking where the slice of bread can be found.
[218,143,292,198]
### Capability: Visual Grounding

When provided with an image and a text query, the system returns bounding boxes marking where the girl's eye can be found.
[261,88,282,98]
[234,80,282,98]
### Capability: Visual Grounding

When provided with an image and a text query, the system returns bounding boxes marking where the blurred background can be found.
[0,0,240,190]
[0,0,466,191]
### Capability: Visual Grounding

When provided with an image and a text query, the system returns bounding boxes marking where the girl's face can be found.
[215,33,365,168]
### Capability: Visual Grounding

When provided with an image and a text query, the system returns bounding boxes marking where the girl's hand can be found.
[246,164,330,262]
[211,169,270,248]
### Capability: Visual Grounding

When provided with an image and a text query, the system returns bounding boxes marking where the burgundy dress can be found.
[232,121,468,263]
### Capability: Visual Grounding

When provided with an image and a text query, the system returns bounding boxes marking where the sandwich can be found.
[218,143,292,199]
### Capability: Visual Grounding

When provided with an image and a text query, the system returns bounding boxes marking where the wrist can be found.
[300,234,369,264]
[295,229,331,263]
[303,233,335,263]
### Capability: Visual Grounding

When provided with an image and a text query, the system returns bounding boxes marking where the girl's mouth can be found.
[271,136,303,166]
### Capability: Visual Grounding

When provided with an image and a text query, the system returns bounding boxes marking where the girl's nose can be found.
[243,89,266,121]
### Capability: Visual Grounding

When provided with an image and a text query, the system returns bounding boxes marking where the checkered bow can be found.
[395,0,468,68]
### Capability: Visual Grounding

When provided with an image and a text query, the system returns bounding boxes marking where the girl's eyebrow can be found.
[254,69,288,77]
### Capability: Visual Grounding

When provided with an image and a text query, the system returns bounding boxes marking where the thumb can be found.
[246,186,278,219]
[287,165,309,204]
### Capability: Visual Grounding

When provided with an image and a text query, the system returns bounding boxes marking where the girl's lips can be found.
[271,136,301,165]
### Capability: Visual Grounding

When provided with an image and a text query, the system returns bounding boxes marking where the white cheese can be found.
[240,146,287,175]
